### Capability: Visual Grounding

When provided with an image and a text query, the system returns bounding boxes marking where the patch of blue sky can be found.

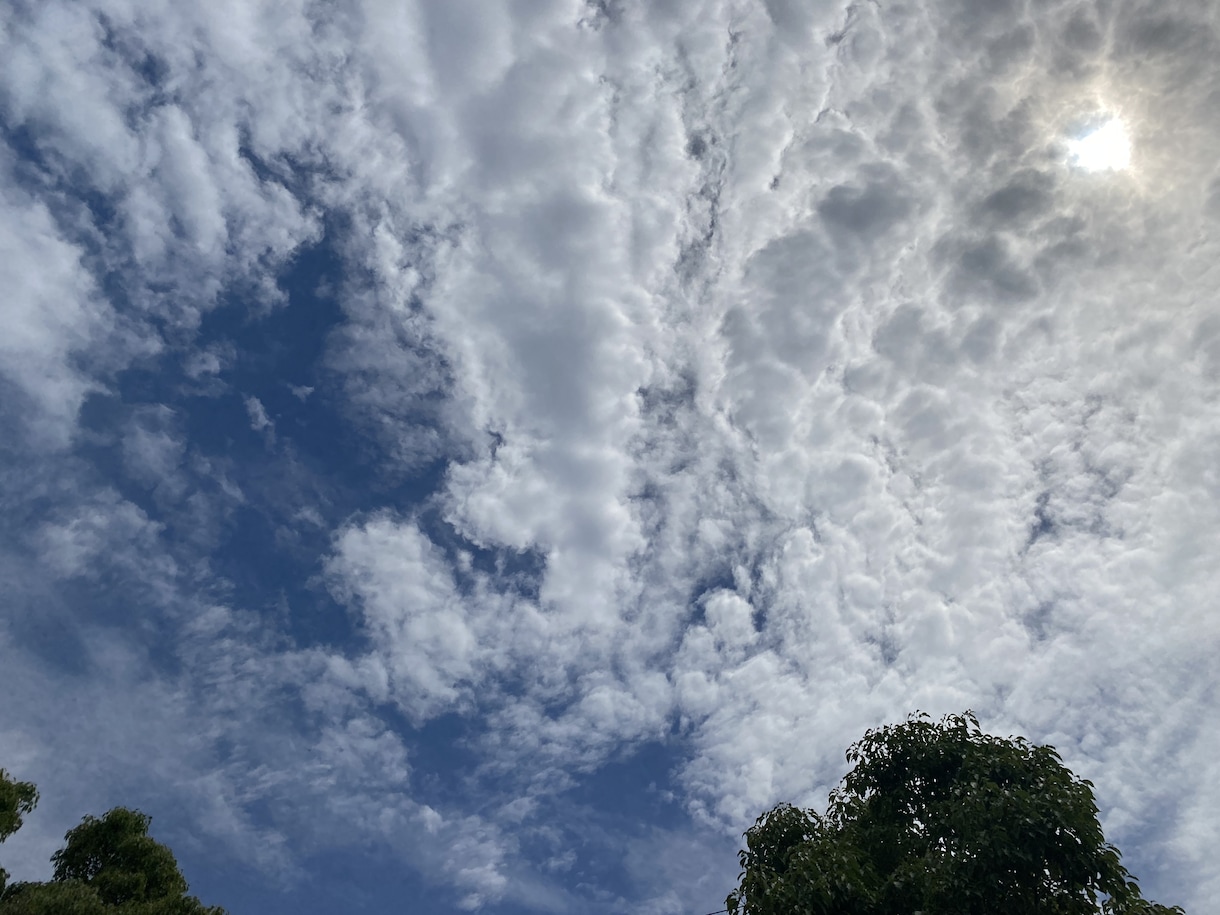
[191,845,445,915]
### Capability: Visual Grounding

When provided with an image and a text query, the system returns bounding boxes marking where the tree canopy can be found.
[0,771,39,896]
[726,712,1183,915]
[0,770,224,915]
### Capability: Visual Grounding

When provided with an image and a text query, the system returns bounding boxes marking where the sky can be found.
[0,0,1217,912]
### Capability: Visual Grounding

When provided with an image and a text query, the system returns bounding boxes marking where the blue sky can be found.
[1,0,1218,912]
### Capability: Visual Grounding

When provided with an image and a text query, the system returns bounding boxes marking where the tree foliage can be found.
[0,773,39,847]
[0,770,224,915]
[726,712,1183,915]
[51,809,190,906]
[0,771,40,896]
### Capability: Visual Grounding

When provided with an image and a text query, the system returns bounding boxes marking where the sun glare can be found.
[1068,118,1131,172]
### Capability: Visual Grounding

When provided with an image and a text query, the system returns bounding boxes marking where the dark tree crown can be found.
[726,712,1183,915]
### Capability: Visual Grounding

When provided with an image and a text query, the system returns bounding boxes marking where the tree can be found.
[0,771,39,895]
[0,772,224,915]
[51,808,191,907]
[726,712,1183,915]
[0,880,107,915]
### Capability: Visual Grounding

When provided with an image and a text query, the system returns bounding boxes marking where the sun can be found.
[1068,118,1132,172]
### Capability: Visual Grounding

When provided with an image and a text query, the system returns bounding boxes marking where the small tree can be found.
[726,712,1183,915]
[0,771,224,915]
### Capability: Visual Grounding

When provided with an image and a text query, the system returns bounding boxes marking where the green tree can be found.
[726,712,1183,915]
[0,770,40,896]
[51,809,191,906]
[0,772,224,915]
[0,880,106,915]
[0,772,39,844]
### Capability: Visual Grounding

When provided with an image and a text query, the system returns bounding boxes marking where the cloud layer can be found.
[2,0,1218,911]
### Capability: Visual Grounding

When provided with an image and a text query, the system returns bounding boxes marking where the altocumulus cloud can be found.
[1,0,1219,912]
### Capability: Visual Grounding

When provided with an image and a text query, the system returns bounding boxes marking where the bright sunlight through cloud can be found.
[1068,118,1132,172]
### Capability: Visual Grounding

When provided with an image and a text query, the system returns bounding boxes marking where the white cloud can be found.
[4,0,1220,910]
[327,516,491,724]
[243,395,273,438]
[36,490,177,589]
[0,175,118,445]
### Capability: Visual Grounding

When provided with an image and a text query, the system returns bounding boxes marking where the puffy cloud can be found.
[327,516,486,723]
[3,0,1219,911]
[0,175,119,445]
